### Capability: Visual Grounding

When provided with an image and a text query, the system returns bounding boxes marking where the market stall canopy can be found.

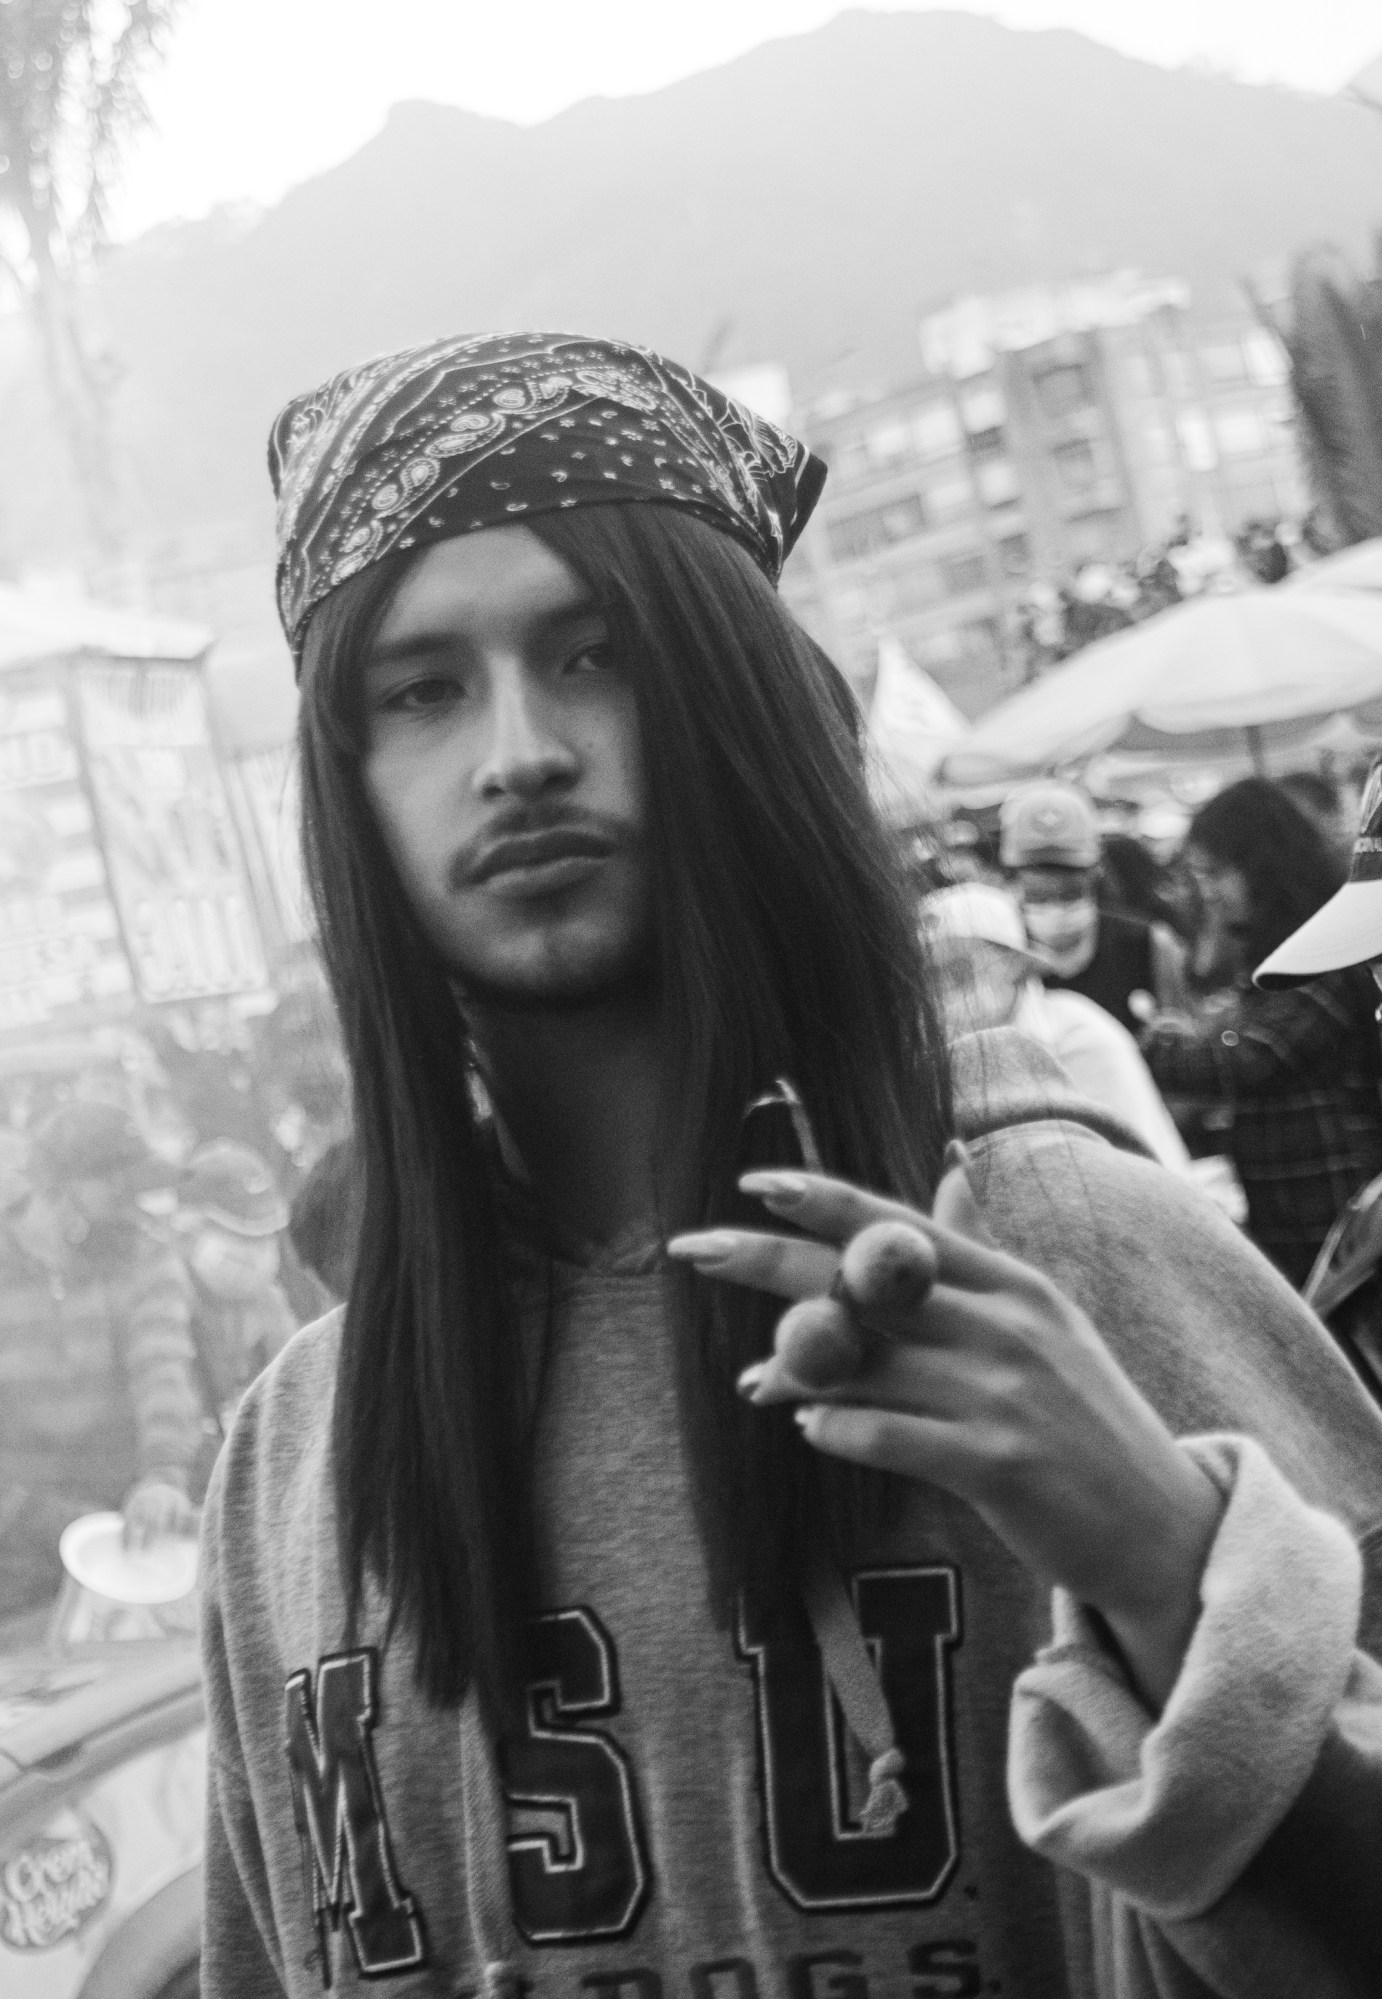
[0,585,209,670]
[866,638,971,820]
[938,589,1382,788]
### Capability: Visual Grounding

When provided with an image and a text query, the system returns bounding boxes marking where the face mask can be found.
[1022,897,1099,976]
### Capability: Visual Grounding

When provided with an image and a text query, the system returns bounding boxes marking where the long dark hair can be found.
[297,502,953,1719]
[1189,776,1347,967]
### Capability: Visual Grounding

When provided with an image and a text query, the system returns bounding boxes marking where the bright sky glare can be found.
[110,1,1382,241]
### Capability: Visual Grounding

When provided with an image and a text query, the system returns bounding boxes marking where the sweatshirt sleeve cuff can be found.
[1006,1433,1362,1920]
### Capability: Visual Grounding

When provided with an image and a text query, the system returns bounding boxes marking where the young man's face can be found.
[360,525,651,1009]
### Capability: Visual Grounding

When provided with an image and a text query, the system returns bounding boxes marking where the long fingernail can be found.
[737,1362,767,1396]
[943,1138,971,1175]
[667,1230,738,1265]
[738,1170,808,1206]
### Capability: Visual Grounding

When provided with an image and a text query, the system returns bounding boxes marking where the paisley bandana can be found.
[269,331,827,662]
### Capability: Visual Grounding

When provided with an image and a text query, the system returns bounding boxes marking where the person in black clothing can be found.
[1256,754,1382,1388]
[1100,831,1191,937]
[1143,778,1382,1287]
[1000,780,1188,1035]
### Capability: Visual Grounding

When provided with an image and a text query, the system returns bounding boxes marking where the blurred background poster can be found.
[76,664,267,1005]
[0,671,132,1032]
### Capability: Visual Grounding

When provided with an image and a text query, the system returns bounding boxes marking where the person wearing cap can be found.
[922,882,1191,1172]
[1001,780,1189,1036]
[178,1141,297,1475]
[1143,777,1382,1290]
[0,1099,203,1619]
[1251,756,1382,1391]
[200,333,1382,1999]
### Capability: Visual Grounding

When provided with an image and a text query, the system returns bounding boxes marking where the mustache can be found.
[447,808,637,889]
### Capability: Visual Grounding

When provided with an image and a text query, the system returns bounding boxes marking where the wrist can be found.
[1095,1453,1224,1712]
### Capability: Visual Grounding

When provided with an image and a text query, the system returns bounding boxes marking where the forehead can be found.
[370,524,591,653]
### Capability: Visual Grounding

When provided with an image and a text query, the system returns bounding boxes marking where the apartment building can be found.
[780,275,1304,716]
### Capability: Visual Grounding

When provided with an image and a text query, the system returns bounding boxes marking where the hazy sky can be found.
[110,0,1382,240]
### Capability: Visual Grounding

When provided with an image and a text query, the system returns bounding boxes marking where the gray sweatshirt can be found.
[200,1030,1382,1999]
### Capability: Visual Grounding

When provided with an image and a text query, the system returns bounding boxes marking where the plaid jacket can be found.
[1145,968,1382,1287]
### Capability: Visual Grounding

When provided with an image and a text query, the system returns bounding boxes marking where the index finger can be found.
[736,1169,1020,1292]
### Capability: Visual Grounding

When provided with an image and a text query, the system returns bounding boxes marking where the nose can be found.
[473,666,579,800]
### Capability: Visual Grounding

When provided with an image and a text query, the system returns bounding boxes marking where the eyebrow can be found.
[364,599,605,671]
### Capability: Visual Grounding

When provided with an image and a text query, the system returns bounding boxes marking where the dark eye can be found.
[562,641,614,676]
[379,674,463,713]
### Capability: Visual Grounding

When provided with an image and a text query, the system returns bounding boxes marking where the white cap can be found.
[1256,754,1382,986]
[922,883,1045,966]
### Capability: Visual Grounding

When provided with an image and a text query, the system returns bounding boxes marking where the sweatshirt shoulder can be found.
[969,1117,1382,1537]
[204,1306,341,1545]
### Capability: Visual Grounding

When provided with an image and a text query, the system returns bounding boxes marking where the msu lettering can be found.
[284,1650,427,1982]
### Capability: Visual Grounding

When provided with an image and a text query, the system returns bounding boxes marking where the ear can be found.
[934,1140,999,1246]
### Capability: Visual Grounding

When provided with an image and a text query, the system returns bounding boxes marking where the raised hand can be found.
[667,1155,1223,1709]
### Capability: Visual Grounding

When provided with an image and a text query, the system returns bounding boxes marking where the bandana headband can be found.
[269,331,827,663]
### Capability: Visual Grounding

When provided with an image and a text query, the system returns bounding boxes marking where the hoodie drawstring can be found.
[803,1554,909,1837]
[455,1556,906,1998]
[458,1686,522,1999]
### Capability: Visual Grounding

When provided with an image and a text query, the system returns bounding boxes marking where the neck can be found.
[470,990,662,1247]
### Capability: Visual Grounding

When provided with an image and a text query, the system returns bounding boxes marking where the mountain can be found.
[7,7,1382,571]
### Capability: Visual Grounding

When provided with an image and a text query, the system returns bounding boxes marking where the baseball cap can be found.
[921,884,1047,969]
[181,1140,290,1237]
[999,782,1101,870]
[1255,756,1382,986]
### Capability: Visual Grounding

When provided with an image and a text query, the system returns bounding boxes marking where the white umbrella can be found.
[1289,537,1382,593]
[939,588,1382,788]
[866,637,971,818]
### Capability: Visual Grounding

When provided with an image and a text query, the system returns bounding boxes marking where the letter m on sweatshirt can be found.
[284,1651,427,1982]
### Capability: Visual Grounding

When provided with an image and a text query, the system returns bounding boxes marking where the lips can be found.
[465,827,616,889]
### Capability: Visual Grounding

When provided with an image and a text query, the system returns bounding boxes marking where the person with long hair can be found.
[201,336,1382,1999]
[1144,778,1382,1286]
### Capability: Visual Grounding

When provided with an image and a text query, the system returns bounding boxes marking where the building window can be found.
[1162,351,1194,399]
[1201,342,1247,385]
[1033,363,1092,419]
[890,563,944,611]
[1141,418,1175,466]
[998,533,1031,576]
[911,402,964,460]
[865,418,912,467]
[961,384,1006,435]
[1214,409,1270,458]
[826,493,929,563]
[943,551,987,597]
[925,473,973,524]
[1051,439,1098,493]
[975,457,1019,508]
[830,437,870,481]
[1176,408,1218,472]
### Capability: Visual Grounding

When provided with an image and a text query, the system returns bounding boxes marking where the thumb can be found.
[933,1140,999,1247]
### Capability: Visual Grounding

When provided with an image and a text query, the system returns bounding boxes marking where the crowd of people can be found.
[0,989,359,1626]
[6,755,1382,1629]
[916,760,1382,1393]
